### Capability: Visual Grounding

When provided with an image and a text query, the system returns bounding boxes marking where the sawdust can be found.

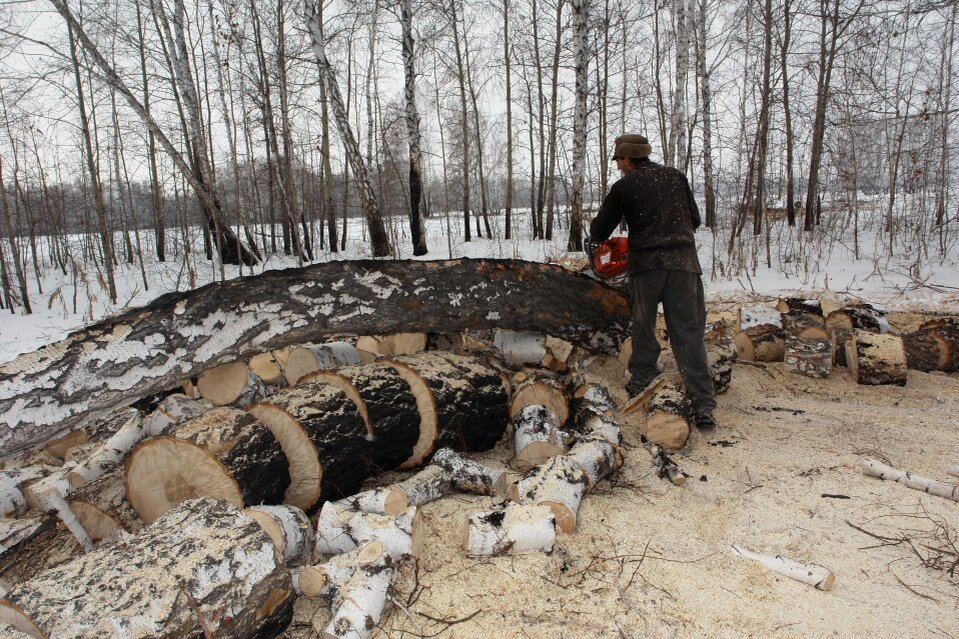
[281,314,959,639]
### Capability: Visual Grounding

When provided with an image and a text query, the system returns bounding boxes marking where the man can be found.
[589,134,717,429]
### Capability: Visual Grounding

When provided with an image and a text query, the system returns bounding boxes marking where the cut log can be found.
[464,501,556,557]
[0,497,294,638]
[917,319,959,371]
[244,504,315,566]
[845,331,907,386]
[782,311,830,340]
[430,447,509,496]
[734,324,785,362]
[545,335,576,370]
[0,467,50,518]
[569,384,622,445]
[248,382,369,508]
[784,336,833,378]
[196,360,272,407]
[641,436,688,486]
[493,330,547,367]
[510,456,588,534]
[125,407,290,523]
[861,458,959,502]
[320,544,396,639]
[731,544,835,591]
[562,439,622,490]
[336,465,452,516]
[644,382,691,451]
[705,321,736,395]
[0,514,82,586]
[383,352,510,460]
[0,258,630,461]
[901,331,950,372]
[355,333,427,358]
[738,304,782,331]
[829,327,855,367]
[509,371,569,426]
[284,341,362,385]
[68,467,142,543]
[315,502,423,559]
[43,430,86,461]
[302,363,420,472]
[776,298,823,317]
[825,303,889,333]
[512,404,568,471]
[248,347,293,385]
[292,540,384,600]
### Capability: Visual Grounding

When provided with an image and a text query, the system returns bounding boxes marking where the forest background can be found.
[0,0,957,360]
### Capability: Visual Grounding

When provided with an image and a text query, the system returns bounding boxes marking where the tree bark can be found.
[0,497,293,638]
[400,0,428,255]
[0,259,629,459]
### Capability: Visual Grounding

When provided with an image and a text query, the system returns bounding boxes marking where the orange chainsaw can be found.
[585,235,630,280]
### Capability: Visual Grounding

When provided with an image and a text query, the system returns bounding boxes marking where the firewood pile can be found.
[0,328,662,639]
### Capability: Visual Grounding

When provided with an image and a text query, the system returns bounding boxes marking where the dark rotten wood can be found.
[0,259,630,460]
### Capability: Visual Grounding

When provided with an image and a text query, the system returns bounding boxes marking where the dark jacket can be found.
[590,158,702,275]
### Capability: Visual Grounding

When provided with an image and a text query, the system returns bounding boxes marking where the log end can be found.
[197,361,251,406]
[245,403,322,511]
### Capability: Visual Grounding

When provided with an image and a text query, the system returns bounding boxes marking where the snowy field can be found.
[1,202,958,364]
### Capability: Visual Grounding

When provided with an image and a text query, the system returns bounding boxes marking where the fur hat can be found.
[613,134,652,160]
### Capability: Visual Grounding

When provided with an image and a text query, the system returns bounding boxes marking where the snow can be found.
[1,207,957,365]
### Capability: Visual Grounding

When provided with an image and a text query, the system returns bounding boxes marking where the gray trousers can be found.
[628,269,716,412]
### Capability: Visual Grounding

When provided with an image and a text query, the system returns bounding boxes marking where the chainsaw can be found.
[584,235,630,281]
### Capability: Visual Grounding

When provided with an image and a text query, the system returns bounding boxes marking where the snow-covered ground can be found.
[1,205,957,364]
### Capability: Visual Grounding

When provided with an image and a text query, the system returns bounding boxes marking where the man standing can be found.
[589,134,717,429]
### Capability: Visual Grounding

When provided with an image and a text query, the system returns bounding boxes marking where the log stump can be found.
[0,497,293,639]
[846,330,907,386]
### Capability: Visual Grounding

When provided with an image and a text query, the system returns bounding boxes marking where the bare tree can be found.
[568,0,589,251]
[399,0,429,255]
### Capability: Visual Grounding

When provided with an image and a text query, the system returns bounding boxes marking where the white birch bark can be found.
[862,458,959,502]
[431,448,508,496]
[316,502,421,560]
[731,544,835,591]
[321,549,396,639]
[510,456,587,534]
[947,464,959,478]
[464,501,556,557]
[245,504,315,567]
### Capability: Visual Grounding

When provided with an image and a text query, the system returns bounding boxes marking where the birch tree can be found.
[399,0,429,255]
[568,0,589,251]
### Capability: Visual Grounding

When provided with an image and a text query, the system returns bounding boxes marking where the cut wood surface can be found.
[69,467,142,542]
[776,298,823,317]
[292,540,385,600]
[826,304,889,333]
[0,497,293,638]
[244,504,315,566]
[284,341,361,385]
[196,360,272,406]
[783,311,830,340]
[917,318,959,371]
[513,404,567,471]
[830,326,855,367]
[355,333,427,358]
[248,347,292,385]
[0,258,630,460]
[248,381,369,508]
[464,501,556,557]
[734,324,785,362]
[510,455,588,534]
[302,363,421,472]
[125,407,290,523]
[509,371,569,425]
[845,331,907,386]
[644,382,692,451]
[384,352,510,458]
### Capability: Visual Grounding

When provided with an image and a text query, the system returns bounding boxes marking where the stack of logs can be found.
[734,298,958,386]
[0,332,647,639]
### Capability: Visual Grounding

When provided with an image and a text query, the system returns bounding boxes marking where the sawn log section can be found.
[0,259,630,459]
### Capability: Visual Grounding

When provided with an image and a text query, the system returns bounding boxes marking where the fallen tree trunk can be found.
[0,497,294,638]
[0,258,629,460]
